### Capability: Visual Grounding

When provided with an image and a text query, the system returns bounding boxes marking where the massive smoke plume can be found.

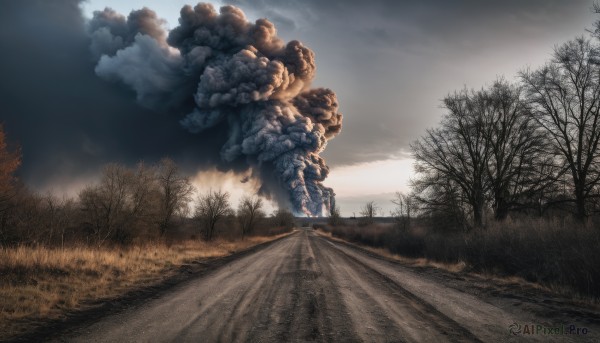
[88,4,342,216]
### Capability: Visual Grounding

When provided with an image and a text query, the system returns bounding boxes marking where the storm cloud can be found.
[0,1,343,215]
[223,0,597,166]
[2,0,597,217]
[86,3,342,215]
[0,1,236,193]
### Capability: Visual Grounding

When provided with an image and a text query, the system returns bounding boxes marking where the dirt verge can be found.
[4,232,296,343]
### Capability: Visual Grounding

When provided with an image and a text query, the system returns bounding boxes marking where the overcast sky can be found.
[2,0,598,216]
[81,0,598,164]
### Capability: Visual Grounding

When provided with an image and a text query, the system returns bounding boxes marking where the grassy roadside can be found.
[314,229,598,306]
[315,229,469,272]
[0,233,291,341]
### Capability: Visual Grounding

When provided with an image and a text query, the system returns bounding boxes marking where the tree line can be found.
[410,32,600,229]
[329,15,600,231]
[0,131,294,247]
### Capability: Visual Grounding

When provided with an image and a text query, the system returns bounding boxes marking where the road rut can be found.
[52,229,599,342]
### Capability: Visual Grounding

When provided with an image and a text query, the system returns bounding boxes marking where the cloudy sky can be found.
[1,0,597,216]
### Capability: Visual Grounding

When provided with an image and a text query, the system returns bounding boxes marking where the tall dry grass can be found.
[321,218,600,302]
[0,234,288,340]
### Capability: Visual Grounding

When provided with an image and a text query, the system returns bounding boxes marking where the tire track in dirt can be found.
[312,234,482,342]
[317,233,599,343]
[45,229,599,343]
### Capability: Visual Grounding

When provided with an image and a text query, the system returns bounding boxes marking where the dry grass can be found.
[316,230,468,273]
[315,229,559,303]
[317,219,600,303]
[323,231,546,285]
[0,234,289,340]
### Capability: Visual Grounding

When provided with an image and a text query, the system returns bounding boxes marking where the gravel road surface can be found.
[53,229,600,342]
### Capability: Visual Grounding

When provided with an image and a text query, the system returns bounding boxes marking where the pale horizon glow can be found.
[190,158,416,218]
[190,168,278,215]
[325,158,415,217]
[325,158,414,198]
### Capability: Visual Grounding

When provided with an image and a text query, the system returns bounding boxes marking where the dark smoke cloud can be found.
[88,7,167,60]
[0,1,236,193]
[223,0,596,168]
[88,3,342,216]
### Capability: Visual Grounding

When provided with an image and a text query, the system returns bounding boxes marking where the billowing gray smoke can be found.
[88,4,342,216]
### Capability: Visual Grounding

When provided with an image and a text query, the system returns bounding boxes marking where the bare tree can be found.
[0,125,20,203]
[411,80,556,226]
[483,80,553,220]
[360,201,379,225]
[328,205,343,226]
[6,192,43,245]
[521,37,600,220]
[56,198,76,248]
[124,163,158,239]
[271,208,295,229]
[79,164,128,246]
[79,163,156,246]
[391,192,415,230]
[40,194,76,247]
[194,189,232,241]
[237,195,264,238]
[155,158,194,237]
[412,174,468,231]
[0,124,21,244]
[412,89,490,227]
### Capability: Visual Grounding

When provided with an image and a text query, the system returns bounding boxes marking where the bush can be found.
[320,218,600,300]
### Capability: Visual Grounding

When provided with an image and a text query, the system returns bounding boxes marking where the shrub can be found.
[319,218,600,300]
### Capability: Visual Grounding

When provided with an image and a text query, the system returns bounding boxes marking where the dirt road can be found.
[52,229,599,342]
